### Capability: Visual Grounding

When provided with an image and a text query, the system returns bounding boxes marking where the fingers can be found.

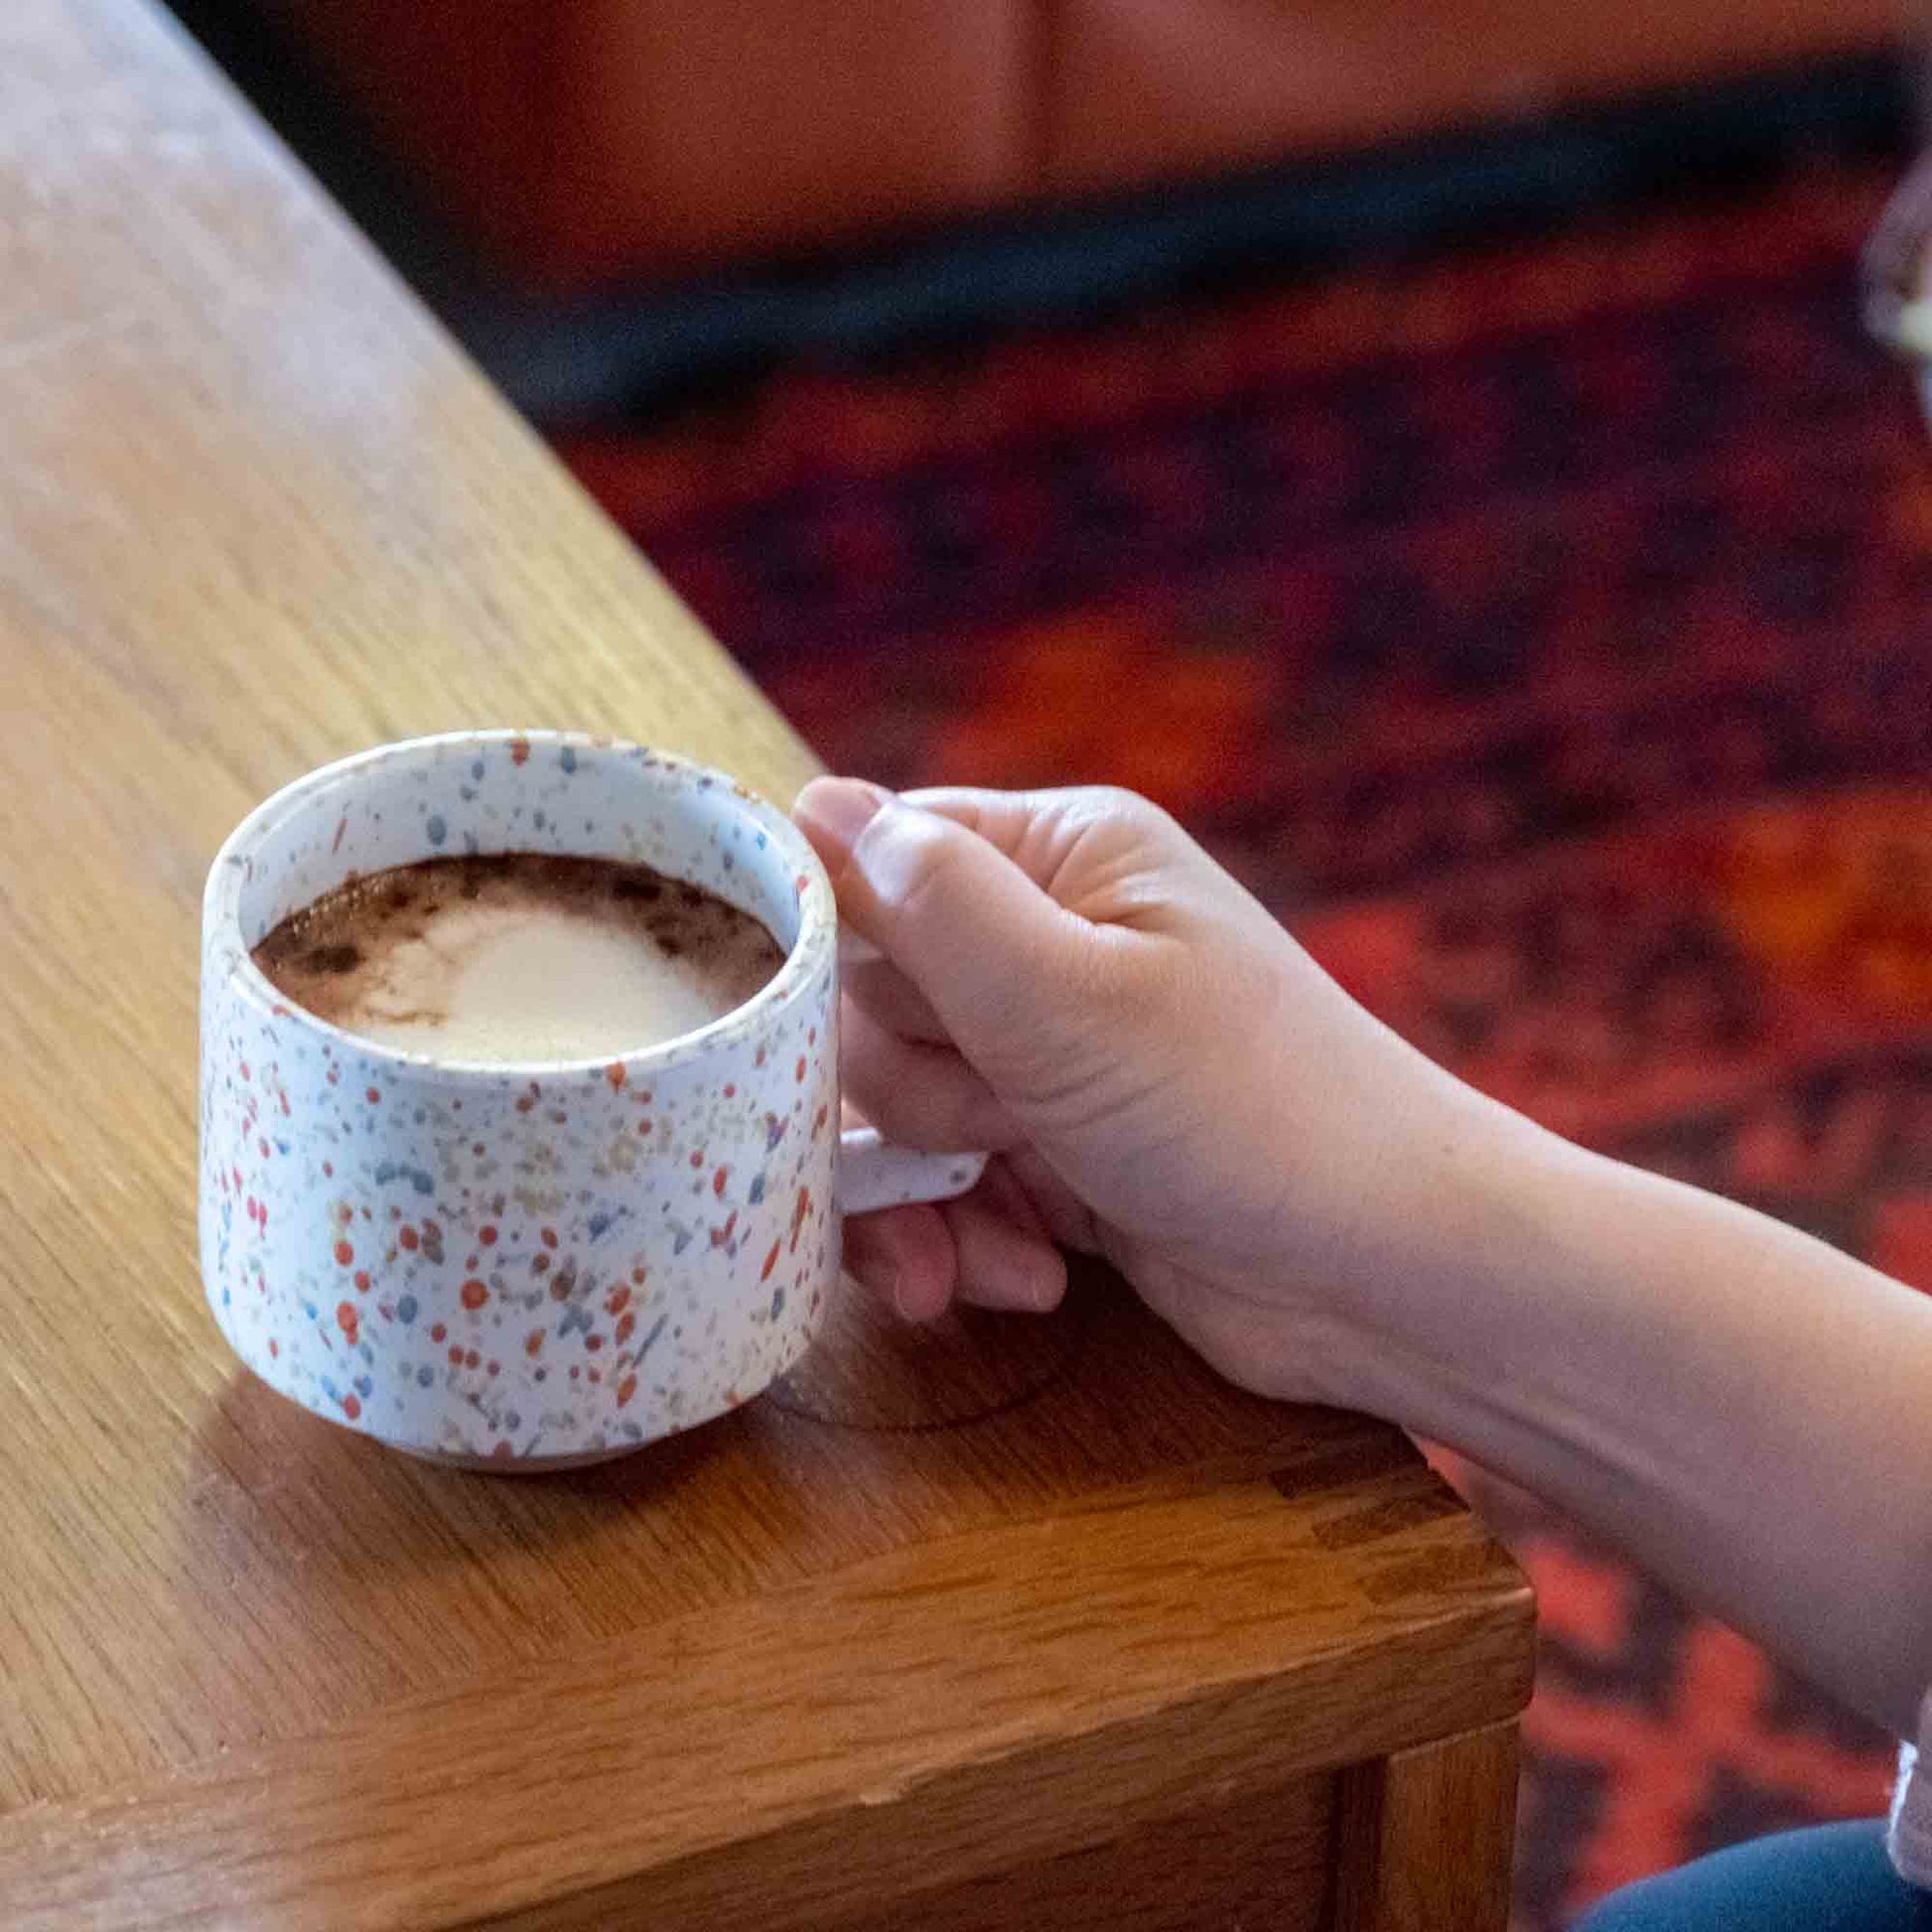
[841,1002,1023,1151]
[941,1189,1067,1313]
[793,777,1105,1080]
[842,1186,1068,1322]
[842,1203,955,1321]
[839,933,950,1042]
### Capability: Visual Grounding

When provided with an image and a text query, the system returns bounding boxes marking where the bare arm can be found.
[795,776,1932,1739]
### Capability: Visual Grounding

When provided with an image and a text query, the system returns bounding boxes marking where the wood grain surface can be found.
[1333,1723,1522,1931]
[0,3,1534,1924]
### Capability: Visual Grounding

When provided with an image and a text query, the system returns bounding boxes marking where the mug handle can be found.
[837,1126,988,1216]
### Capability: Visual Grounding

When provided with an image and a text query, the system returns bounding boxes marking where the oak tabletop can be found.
[0,3,1533,1925]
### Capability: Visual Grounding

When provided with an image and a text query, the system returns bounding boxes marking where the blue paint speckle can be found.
[472,758,485,780]
[417,1365,434,1388]
[756,831,767,849]
[749,1173,765,1205]
[397,1294,418,1323]
[374,1159,437,1196]
[302,1301,319,1321]
[588,1209,613,1240]
[637,1313,668,1358]
[560,747,578,773]
[221,1288,231,1307]
[532,809,546,831]
[426,813,448,847]
[353,1374,374,1398]
[721,852,735,871]
[769,1288,785,1318]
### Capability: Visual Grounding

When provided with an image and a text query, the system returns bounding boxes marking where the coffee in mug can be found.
[252,854,785,1063]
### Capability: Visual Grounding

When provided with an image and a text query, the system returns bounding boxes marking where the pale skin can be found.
[792,775,1932,1744]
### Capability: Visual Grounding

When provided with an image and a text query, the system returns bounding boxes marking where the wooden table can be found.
[0,4,1534,1925]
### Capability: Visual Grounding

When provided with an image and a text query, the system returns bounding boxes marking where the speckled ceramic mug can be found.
[200,731,985,1467]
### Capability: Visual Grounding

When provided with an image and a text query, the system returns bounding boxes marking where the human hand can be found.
[792,779,1504,1407]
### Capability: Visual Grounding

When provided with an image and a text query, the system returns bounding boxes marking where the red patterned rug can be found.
[560,165,1932,1928]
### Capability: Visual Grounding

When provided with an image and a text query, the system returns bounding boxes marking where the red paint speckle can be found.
[756,1047,766,1067]
[238,1062,250,1081]
[795,1057,807,1081]
[430,1322,447,1343]
[479,1225,497,1246]
[689,1150,703,1170]
[525,1330,544,1357]
[630,1265,647,1286]
[353,1270,370,1293]
[460,1279,488,1311]
[606,1286,630,1314]
[541,1226,558,1249]
[332,815,347,853]
[399,1226,419,1251]
[365,1087,381,1105]
[724,1084,736,1099]
[616,1311,636,1344]
[342,1394,361,1421]
[569,1366,581,1381]
[486,1361,500,1377]
[335,1301,358,1338]
[322,1162,333,1178]
[586,1334,604,1353]
[531,1252,551,1276]
[587,1368,602,1385]
[465,1348,481,1368]
[760,1240,781,1282]
[279,1092,291,1116]
[448,1345,464,1365]
[617,1375,637,1407]
[267,1338,280,1358]
[515,1095,535,1114]
[334,1240,354,1267]
[605,1062,626,1091]
[636,1118,653,1136]
[808,1028,817,1045]
[713,1166,729,1196]
[509,737,530,765]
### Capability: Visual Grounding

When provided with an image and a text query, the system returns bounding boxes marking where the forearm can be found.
[1348,1090,1932,1738]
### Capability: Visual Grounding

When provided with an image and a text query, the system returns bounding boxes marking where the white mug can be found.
[199,732,984,1467]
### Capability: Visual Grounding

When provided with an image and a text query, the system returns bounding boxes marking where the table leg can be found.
[1332,1721,1521,1932]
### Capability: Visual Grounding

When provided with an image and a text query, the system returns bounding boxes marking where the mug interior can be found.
[214,732,827,1071]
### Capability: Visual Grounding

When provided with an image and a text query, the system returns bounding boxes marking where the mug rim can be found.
[205,730,837,1084]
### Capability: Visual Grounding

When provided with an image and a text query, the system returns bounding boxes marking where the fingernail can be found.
[793,777,893,873]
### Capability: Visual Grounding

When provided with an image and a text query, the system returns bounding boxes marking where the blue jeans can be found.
[1577,1822,1932,1931]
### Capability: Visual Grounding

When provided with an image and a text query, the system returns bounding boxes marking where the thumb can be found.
[793,777,1098,1073]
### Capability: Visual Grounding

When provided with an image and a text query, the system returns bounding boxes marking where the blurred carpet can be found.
[559,166,1932,1929]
